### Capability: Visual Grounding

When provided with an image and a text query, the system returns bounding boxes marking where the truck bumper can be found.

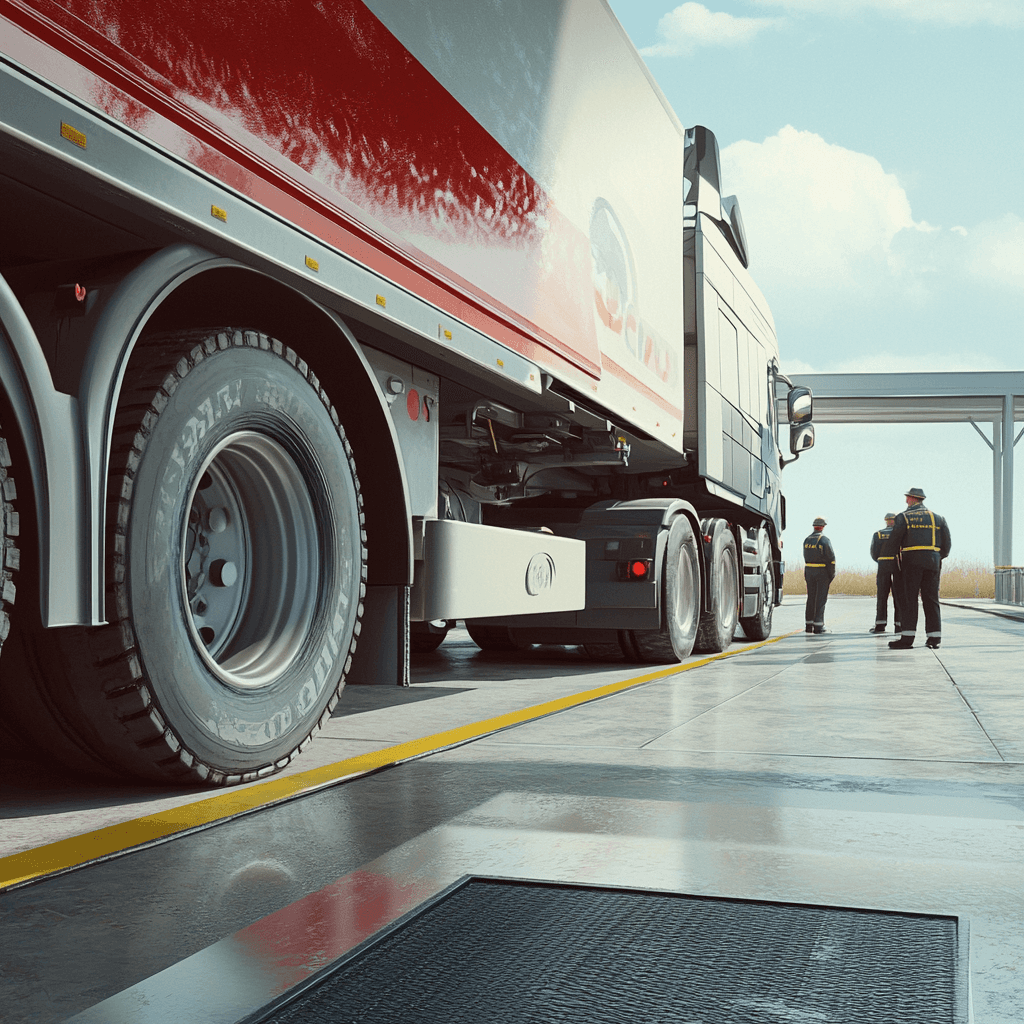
[410,520,586,621]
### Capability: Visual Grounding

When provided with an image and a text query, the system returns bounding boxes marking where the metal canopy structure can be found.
[785,372,1024,574]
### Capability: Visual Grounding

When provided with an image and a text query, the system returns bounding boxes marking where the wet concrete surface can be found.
[1,596,1022,1023]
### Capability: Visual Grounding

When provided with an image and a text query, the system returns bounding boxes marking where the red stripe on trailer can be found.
[2,0,602,381]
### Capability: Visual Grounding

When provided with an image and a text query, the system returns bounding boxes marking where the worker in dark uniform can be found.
[869,513,902,634]
[803,517,836,634]
[886,488,951,650]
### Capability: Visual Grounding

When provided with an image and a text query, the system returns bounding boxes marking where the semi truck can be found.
[0,0,814,785]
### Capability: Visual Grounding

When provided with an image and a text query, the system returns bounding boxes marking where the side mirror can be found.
[720,195,749,268]
[788,387,813,424]
[684,125,723,220]
[790,423,815,454]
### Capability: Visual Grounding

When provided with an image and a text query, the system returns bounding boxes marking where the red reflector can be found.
[74,283,86,302]
[703,535,712,543]
[630,560,648,578]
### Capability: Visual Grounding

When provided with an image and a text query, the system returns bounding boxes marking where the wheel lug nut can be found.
[209,559,238,587]
[208,507,229,533]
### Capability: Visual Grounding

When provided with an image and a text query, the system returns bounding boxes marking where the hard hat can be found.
[884,512,896,520]
[812,517,827,527]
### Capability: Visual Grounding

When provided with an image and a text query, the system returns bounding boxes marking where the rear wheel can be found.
[580,641,624,661]
[465,623,527,652]
[695,522,739,653]
[410,620,453,654]
[623,514,700,663]
[8,329,366,785]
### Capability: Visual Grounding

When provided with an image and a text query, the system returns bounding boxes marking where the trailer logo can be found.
[590,198,675,386]
[525,553,556,596]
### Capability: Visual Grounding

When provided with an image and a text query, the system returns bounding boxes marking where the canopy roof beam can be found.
[787,372,1024,575]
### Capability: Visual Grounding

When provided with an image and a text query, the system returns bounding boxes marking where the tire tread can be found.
[0,423,17,652]
[21,328,366,785]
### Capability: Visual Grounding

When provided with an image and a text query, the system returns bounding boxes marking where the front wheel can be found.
[0,422,17,659]
[741,538,775,641]
[14,329,366,785]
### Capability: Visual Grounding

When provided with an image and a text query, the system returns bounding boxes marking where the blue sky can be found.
[609,0,1024,571]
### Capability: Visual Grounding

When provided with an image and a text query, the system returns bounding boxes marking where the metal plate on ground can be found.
[255,877,969,1024]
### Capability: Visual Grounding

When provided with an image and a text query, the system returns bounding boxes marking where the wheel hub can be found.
[181,431,322,689]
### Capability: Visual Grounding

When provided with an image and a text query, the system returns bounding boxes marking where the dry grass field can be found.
[782,559,996,599]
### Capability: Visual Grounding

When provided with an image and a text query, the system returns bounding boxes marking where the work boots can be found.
[888,637,914,649]
[925,638,941,649]
[868,625,886,634]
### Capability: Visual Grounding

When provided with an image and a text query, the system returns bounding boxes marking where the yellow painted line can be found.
[0,630,799,890]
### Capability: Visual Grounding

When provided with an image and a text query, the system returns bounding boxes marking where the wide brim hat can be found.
[812,517,827,527]
[904,487,926,499]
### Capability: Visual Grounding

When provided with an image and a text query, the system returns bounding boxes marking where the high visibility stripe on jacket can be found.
[871,525,895,563]
[903,509,941,551]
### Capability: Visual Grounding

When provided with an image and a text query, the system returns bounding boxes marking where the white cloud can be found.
[639,3,783,57]
[751,0,1024,28]
[719,127,1024,371]
[720,126,931,289]
[722,126,1024,300]
[783,351,1007,376]
[964,214,1024,291]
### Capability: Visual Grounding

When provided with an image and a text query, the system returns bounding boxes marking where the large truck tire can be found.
[0,426,17,658]
[410,620,453,654]
[0,422,29,758]
[740,531,775,641]
[580,641,624,661]
[7,329,366,785]
[465,623,527,652]
[621,514,700,663]
[694,522,739,654]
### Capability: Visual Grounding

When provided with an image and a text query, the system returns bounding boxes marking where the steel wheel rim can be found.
[719,547,739,632]
[181,431,321,689]
[760,564,773,625]
[673,542,699,638]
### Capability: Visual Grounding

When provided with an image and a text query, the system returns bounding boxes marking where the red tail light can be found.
[617,559,652,581]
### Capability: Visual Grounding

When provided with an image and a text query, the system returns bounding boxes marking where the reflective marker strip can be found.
[0,630,800,890]
[60,121,86,148]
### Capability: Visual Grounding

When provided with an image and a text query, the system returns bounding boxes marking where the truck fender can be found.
[583,497,704,611]
[0,268,87,627]
[2,244,413,628]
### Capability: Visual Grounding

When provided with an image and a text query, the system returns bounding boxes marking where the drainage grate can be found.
[258,878,967,1024]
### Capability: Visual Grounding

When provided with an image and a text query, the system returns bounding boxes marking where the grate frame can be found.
[248,875,972,1024]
